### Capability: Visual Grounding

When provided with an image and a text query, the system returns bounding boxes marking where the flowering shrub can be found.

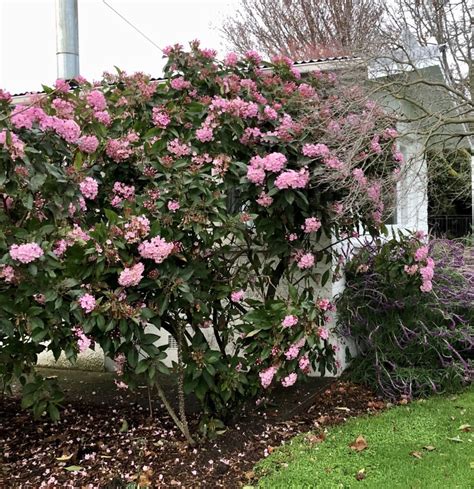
[337,233,473,399]
[0,42,402,438]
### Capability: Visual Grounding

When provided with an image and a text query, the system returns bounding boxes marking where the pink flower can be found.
[138,236,174,264]
[263,152,287,172]
[282,315,298,328]
[370,136,382,154]
[167,200,180,212]
[231,290,245,302]
[420,281,432,293]
[318,327,329,340]
[302,143,330,158]
[196,126,214,142]
[79,177,99,200]
[68,224,91,242]
[53,239,69,257]
[224,52,239,66]
[170,77,191,90]
[54,119,81,143]
[167,138,191,157]
[10,243,43,264]
[297,253,314,269]
[0,129,25,160]
[118,262,145,287]
[106,138,133,162]
[247,166,266,185]
[0,265,15,283]
[281,372,297,387]
[367,183,381,202]
[256,191,273,207]
[73,326,91,353]
[353,168,367,185]
[245,50,262,64]
[414,246,429,262]
[55,79,70,93]
[404,264,418,275]
[259,365,277,389]
[77,135,99,154]
[302,217,321,233]
[152,107,171,128]
[298,84,316,98]
[79,293,96,314]
[298,355,310,372]
[115,380,129,389]
[94,110,112,126]
[275,168,309,190]
[285,338,305,360]
[86,90,107,111]
[317,298,332,311]
[287,233,298,242]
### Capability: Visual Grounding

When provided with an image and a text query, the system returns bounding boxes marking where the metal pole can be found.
[55,0,80,80]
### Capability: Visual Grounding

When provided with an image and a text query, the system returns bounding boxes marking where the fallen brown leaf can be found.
[423,446,436,451]
[410,451,423,459]
[356,469,366,481]
[244,471,255,480]
[350,435,368,452]
[307,432,326,444]
[459,424,471,432]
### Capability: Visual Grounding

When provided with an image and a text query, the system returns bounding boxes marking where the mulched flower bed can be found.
[1,379,388,488]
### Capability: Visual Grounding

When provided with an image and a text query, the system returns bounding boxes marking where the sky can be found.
[0,0,239,94]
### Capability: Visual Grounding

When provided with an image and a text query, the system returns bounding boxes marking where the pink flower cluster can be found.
[302,143,330,159]
[111,182,135,207]
[419,257,435,293]
[167,138,191,157]
[281,372,297,387]
[414,245,429,262]
[0,130,25,160]
[106,137,134,162]
[297,252,315,269]
[231,290,245,302]
[247,152,288,185]
[285,337,305,360]
[259,365,277,389]
[316,298,333,311]
[256,191,273,207]
[79,177,99,200]
[298,355,310,372]
[77,135,99,154]
[124,215,150,243]
[73,326,92,353]
[0,265,15,283]
[152,107,171,128]
[170,77,191,90]
[138,236,174,264]
[275,169,309,190]
[86,90,107,111]
[318,326,329,340]
[118,262,145,287]
[210,96,259,119]
[302,217,321,233]
[167,200,180,212]
[10,243,43,264]
[79,293,96,314]
[282,315,298,328]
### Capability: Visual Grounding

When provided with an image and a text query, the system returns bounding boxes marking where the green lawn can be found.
[255,388,473,489]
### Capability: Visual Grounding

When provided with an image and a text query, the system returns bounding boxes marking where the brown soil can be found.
[1,370,387,488]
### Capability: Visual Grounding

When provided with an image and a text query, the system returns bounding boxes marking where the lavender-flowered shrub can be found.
[337,232,473,400]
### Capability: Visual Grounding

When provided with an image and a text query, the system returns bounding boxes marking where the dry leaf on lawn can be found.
[349,435,368,452]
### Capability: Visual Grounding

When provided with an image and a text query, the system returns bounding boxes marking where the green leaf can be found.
[64,466,83,472]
